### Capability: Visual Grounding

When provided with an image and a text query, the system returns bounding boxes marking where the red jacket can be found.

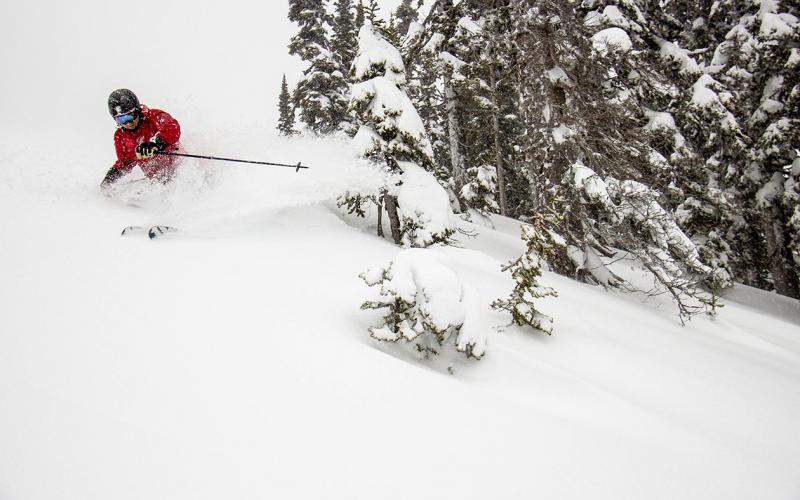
[113,105,181,174]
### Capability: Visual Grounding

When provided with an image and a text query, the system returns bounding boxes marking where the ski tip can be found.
[148,225,178,240]
[121,226,144,236]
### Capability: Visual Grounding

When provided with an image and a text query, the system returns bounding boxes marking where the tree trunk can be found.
[762,205,800,298]
[377,194,384,238]
[488,57,508,216]
[444,76,465,211]
[383,194,402,244]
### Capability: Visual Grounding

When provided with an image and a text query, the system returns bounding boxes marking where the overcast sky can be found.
[0,0,417,140]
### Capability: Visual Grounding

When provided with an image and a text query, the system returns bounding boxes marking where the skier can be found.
[101,89,182,188]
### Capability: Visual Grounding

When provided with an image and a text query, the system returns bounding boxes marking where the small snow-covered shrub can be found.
[360,249,486,359]
[492,217,559,334]
[460,164,499,215]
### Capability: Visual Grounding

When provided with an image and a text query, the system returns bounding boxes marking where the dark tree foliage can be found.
[394,0,419,37]
[277,74,296,136]
[331,0,358,73]
[288,0,349,134]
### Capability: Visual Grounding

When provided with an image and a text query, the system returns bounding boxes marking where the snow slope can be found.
[2,2,800,499]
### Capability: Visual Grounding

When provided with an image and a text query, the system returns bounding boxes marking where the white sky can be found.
[0,0,406,138]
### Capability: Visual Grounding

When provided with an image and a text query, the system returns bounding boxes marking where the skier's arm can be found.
[151,109,181,146]
[112,132,135,172]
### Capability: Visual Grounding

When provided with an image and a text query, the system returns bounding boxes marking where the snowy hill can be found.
[2,1,800,499]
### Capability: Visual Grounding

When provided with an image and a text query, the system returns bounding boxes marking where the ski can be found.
[121,225,145,236]
[148,225,178,239]
[121,225,178,239]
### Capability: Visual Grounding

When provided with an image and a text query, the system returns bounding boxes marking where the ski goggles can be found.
[114,111,138,125]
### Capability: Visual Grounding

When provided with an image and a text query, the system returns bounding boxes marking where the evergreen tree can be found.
[288,0,349,134]
[712,0,800,297]
[365,0,383,27]
[492,215,559,334]
[461,164,499,216]
[405,30,453,187]
[505,0,718,318]
[348,22,454,247]
[361,249,487,359]
[432,0,468,209]
[355,0,366,30]
[277,74,296,136]
[394,0,419,37]
[450,3,520,216]
[383,13,403,46]
[331,0,358,73]
[582,0,740,288]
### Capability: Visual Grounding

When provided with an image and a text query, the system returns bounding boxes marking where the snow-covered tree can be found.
[786,152,800,266]
[277,74,296,136]
[288,0,350,134]
[497,0,723,317]
[404,22,453,185]
[361,249,487,359]
[434,0,469,209]
[348,22,454,247]
[582,0,741,290]
[364,0,383,27]
[492,216,559,334]
[712,0,800,297]
[561,162,722,322]
[450,5,521,216]
[394,0,419,37]
[506,0,655,213]
[355,0,366,30]
[331,0,358,75]
[461,164,499,216]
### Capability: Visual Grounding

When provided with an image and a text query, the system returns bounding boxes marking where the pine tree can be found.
[394,0,419,37]
[712,0,800,297]
[383,13,403,46]
[405,33,454,187]
[450,3,520,216]
[361,249,487,359]
[331,0,358,74]
[277,74,296,136]
[348,22,454,247]
[355,0,365,30]
[582,0,740,289]
[288,0,349,134]
[431,0,468,210]
[492,215,559,334]
[461,164,499,216]
[365,0,383,27]
[505,0,718,319]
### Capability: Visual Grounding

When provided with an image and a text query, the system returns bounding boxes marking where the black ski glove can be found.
[136,137,167,159]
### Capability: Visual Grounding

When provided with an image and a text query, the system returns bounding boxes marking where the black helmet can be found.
[108,89,140,116]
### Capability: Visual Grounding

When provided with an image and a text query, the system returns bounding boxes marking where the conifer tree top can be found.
[352,22,406,84]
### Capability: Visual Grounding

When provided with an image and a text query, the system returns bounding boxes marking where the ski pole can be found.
[156,152,309,172]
